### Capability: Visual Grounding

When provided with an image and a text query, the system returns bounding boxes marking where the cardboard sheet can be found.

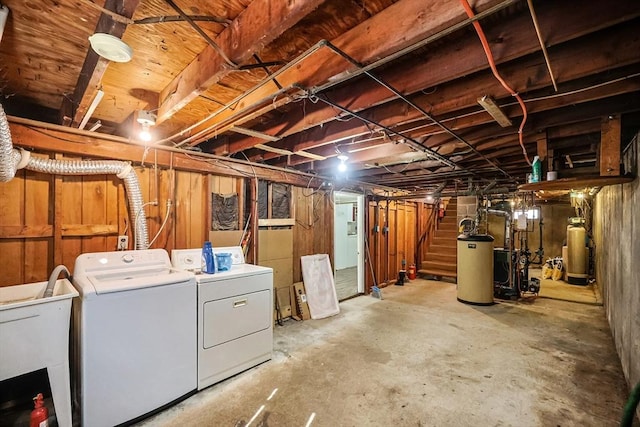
[300,254,340,319]
[293,282,311,320]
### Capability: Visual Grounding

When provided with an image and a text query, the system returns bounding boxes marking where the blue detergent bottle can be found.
[201,241,215,274]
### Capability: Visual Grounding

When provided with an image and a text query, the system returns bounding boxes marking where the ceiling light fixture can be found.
[88,33,133,63]
[477,95,512,127]
[136,110,157,142]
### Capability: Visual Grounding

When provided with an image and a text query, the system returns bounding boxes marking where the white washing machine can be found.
[171,246,273,390]
[72,249,196,427]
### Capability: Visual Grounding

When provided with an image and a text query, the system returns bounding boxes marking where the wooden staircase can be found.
[419,199,458,280]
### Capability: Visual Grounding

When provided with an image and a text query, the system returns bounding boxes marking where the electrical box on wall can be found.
[117,235,128,251]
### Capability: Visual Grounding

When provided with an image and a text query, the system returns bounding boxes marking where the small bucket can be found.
[215,253,233,271]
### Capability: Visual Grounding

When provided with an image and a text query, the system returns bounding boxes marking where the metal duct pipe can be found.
[486,208,511,249]
[0,103,149,249]
[0,104,25,182]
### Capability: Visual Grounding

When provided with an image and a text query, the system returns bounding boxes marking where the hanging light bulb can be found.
[136,110,156,142]
[337,154,348,172]
[139,123,152,142]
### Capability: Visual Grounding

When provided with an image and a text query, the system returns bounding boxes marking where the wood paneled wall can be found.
[292,187,333,283]
[366,198,419,288]
[0,153,335,287]
[0,156,211,286]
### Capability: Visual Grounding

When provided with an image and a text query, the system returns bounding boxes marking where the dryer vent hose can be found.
[0,103,149,249]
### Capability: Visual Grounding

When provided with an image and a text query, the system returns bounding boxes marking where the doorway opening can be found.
[333,192,364,300]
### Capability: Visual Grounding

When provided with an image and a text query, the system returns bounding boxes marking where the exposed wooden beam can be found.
[156,0,327,124]
[537,136,548,161]
[226,0,640,153]
[7,120,325,188]
[600,115,621,176]
[186,0,509,144]
[63,0,141,127]
[269,72,640,168]
[239,20,640,162]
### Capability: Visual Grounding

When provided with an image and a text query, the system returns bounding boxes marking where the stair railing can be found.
[415,199,441,266]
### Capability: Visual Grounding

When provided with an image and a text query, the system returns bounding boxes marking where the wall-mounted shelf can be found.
[518,175,634,192]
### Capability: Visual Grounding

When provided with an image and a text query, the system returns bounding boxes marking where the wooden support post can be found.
[600,115,621,176]
[250,178,259,265]
[536,136,547,161]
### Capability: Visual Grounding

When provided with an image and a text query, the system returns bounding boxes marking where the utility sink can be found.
[0,279,78,427]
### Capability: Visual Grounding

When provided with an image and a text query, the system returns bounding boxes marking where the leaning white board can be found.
[300,254,340,319]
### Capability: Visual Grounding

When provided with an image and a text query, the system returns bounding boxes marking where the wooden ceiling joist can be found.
[64,0,142,127]
[156,0,327,124]
[184,0,508,145]
[7,119,324,188]
[226,0,640,153]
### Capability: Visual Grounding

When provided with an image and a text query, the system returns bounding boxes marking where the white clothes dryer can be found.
[72,249,196,427]
[171,246,273,390]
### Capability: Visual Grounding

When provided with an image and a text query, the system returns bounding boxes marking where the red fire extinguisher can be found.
[408,264,417,280]
[30,393,48,427]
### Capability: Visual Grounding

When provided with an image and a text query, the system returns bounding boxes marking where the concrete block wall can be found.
[593,133,639,391]
[456,196,478,230]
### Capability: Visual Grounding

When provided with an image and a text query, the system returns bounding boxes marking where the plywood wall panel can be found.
[0,171,26,286]
[174,170,192,249]
[1,154,332,287]
[388,202,397,283]
[23,169,52,283]
[292,188,313,282]
[156,169,175,251]
[292,188,333,283]
[105,176,119,252]
[363,198,419,289]
[60,174,82,272]
[396,202,406,270]
[406,204,417,266]
[81,176,108,254]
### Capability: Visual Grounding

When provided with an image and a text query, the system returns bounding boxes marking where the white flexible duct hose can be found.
[0,104,21,182]
[0,103,149,249]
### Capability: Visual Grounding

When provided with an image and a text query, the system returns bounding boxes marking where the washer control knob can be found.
[122,254,134,263]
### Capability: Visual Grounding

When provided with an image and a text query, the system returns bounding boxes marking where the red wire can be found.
[460,0,532,166]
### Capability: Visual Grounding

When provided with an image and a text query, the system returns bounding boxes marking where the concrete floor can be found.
[136,278,631,427]
[334,266,358,301]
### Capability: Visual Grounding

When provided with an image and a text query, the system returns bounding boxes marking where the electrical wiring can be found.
[460,0,531,166]
[133,201,157,250]
[239,151,259,181]
[147,200,173,247]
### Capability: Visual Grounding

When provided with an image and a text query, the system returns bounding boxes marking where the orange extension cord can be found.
[460,0,532,166]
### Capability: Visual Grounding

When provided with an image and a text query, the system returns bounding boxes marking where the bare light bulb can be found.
[337,154,348,172]
[139,123,152,142]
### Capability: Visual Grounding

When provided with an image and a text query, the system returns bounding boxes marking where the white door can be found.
[333,192,364,299]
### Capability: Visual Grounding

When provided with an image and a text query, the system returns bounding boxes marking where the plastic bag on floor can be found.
[541,259,553,279]
[552,260,563,281]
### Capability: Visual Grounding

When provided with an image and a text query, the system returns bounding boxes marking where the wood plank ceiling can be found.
[1,0,639,196]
